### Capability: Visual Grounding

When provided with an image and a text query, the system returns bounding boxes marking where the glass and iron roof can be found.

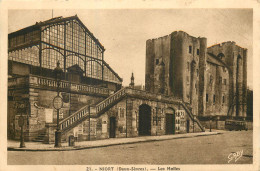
[8,15,122,84]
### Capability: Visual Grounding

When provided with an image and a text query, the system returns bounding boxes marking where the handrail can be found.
[181,103,205,131]
[59,105,92,131]
[59,88,127,132]
[96,88,127,113]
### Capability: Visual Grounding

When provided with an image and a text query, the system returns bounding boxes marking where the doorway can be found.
[166,114,175,134]
[139,104,151,136]
[109,117,116,138]
[186,120,190,133]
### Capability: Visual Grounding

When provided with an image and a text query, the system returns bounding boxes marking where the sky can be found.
[8,9,253,88]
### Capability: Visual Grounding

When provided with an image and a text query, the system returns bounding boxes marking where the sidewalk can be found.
[8,131,222,151]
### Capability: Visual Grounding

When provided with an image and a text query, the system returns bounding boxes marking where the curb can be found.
[8,132,221,152]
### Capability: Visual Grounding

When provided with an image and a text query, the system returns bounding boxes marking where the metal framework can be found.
[8,15,122,84]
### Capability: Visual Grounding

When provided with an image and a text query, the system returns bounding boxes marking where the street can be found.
[8,130,253,165]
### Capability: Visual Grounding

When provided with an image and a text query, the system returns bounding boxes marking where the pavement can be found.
[7,130,222,151]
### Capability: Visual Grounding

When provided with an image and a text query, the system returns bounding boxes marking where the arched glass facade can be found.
[8,16,122,84]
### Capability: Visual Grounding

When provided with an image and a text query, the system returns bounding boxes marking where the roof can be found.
[67,64,84,73]
[208,41,247,50]
[207,52,230,71]
[103,61,123,82]
[8,15,105,51]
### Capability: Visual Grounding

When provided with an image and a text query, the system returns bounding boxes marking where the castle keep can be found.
[7,16,248,143]
[145,31,247,127]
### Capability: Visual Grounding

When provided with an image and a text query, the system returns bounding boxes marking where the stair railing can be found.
[96,88,127,113]
[181,102,205,132]
[59,88,127,132]
[59,105,93,131]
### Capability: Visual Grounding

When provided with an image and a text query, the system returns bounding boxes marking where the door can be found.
[186,120,190,133]
[139,104,151,136]
[109,117,116,138]
[166,114,175,134]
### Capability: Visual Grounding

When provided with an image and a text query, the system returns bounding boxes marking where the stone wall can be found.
[205,62,229,116]
[56,96,202,143]
[8,87,30,140]
[145,35,171,95]
[207,42,247,118]
[145,31,207,116]
[8,86,104,141]
[200,120,253,130]
[198,38,207,117]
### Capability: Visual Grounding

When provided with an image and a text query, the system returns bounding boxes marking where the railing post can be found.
[126,98,128,138]
[88,105,91,141]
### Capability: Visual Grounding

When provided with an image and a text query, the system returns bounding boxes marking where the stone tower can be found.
[207,42,247,118]
[145,31,207,116]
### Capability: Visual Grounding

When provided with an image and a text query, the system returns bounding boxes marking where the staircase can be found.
[58,87,205,134]
[32,128,47,142]
[96,88,127,114]
[181,103,205,132]
[59,88,127,133]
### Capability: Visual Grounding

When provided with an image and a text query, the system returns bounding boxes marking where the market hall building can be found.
[7,15,247,143]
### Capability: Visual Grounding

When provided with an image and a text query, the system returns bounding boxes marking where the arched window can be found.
[217,53,225,60]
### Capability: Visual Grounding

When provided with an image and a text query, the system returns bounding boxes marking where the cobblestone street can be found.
[8,130,253,165]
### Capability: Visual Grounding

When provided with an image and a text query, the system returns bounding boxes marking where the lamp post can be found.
[209,116,212,132]
[88,105,91,141]
[18,102,25,148]
[54,61,63,147]
[193,115,195,133]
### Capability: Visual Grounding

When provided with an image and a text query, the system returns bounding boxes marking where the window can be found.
[156,59,159,65]
[210,75,213,84]
[217,53,225,60]
[213,95,216,104]
[224,79,227,85]
[189,46,192,53]
[120,108,125,118]
[187,62,190,71]
[206,94,208,102]
[197,49,200,55]
[219,76,222,84]
[222,96,225,103]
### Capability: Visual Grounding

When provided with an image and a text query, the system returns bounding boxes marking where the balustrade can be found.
[25,75,110,96]
[59,105,89,131]
[95,88,126,113]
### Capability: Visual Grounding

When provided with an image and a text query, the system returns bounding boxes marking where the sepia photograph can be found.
[1,1,259,171]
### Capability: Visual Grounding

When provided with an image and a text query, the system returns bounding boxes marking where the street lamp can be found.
[54,61,63,147]
[17,102,26,148]
[193,115,195,133]
[209,116,212,132]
